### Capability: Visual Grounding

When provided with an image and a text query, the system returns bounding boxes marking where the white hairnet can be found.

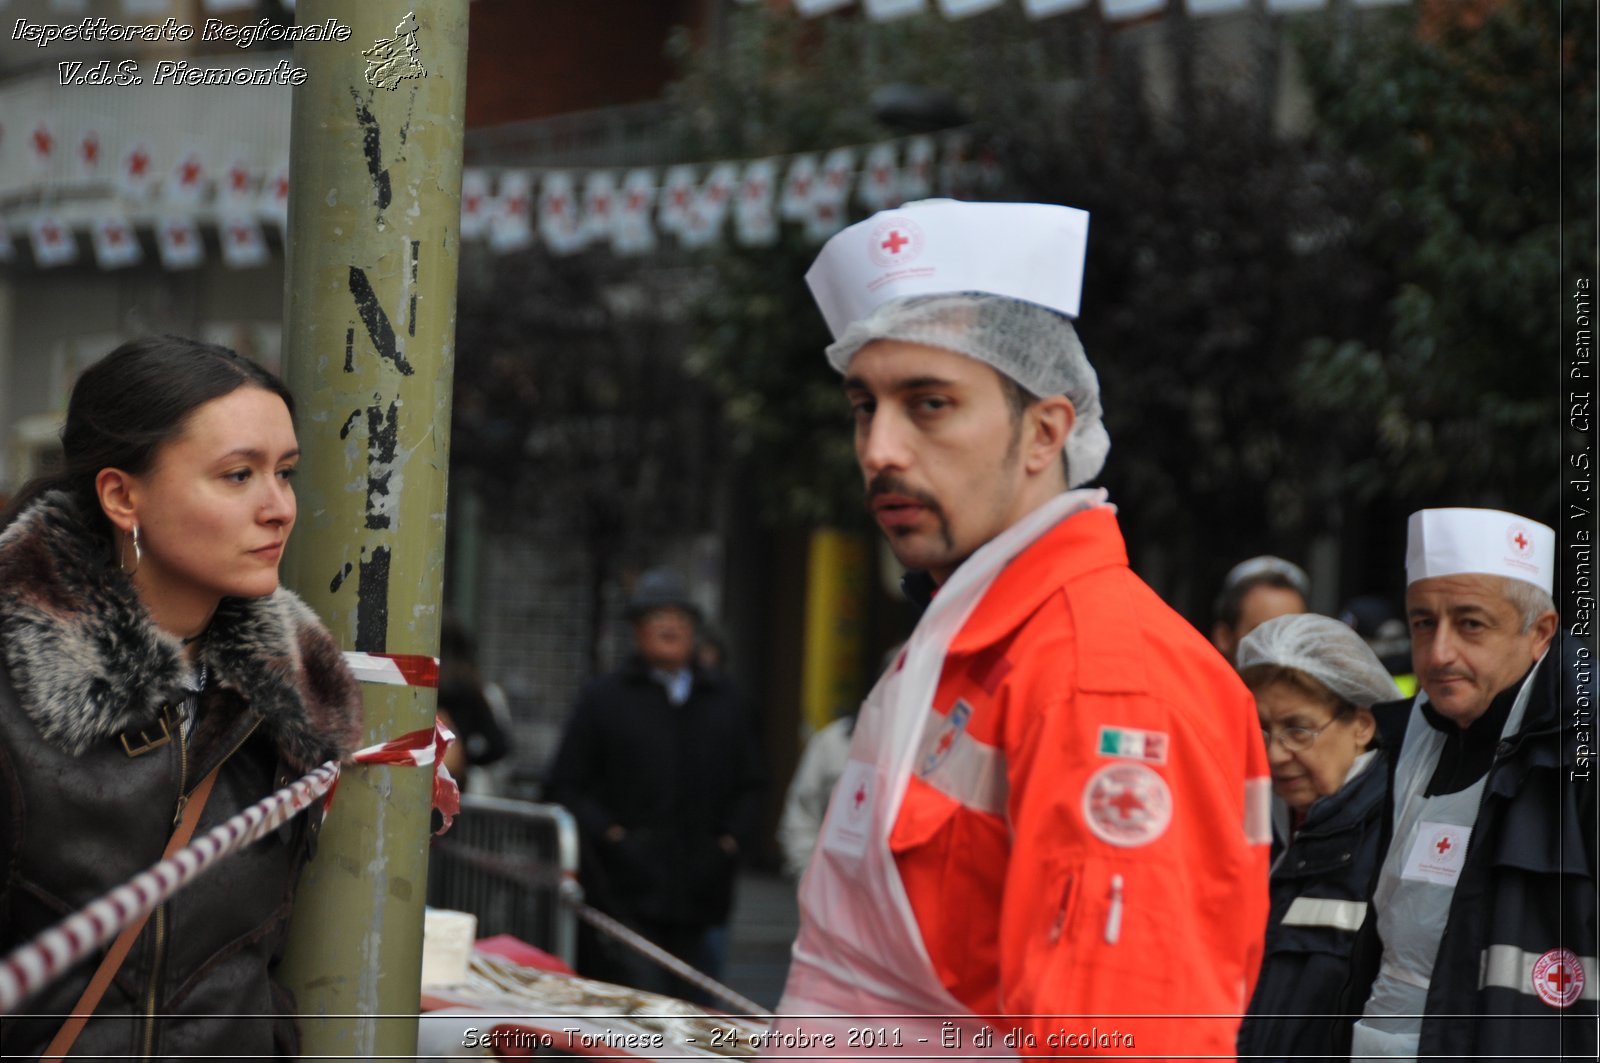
[826,292,1110,488]
[1237,613,1403,708]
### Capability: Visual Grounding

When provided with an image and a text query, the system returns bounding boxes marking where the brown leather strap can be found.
[41,766,223,1062]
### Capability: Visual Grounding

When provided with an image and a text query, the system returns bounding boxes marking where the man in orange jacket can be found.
[763,201,1271,1060]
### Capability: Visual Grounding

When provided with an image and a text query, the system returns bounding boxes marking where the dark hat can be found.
[626,568,700,621]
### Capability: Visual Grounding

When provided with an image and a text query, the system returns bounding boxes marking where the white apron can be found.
[762,490,1105,1059]
[1351,661,1542,1062]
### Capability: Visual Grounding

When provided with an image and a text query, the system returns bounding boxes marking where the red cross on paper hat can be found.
[806,201,1090,340]
[1405,508,1554,595]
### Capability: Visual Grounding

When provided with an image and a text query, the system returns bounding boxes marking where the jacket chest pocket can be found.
[889,781,1008,987]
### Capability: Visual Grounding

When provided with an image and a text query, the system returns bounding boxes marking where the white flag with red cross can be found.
[76,131,102,179]
[656,165,699,236]
[118,141,157,202]
[734,158,779,248]
[538,170,587,255]
[819,147,856,206]
[156,215,204,270]
[29,120,59,174]
[900,135,935,202]
[806,147,856,241]
[681,161,740,247]
[459,169,490,240]
[805,194,848,243]
[91,213,142,270]
[780,153,820,222]
[219,213,269,269]
[217,156,255,208]
[28,121,56,175]
[165,146,208,205]
[28,215,77,267]
[938,130,973,197]
[259,159,290,227]
[612,169,657,256]
[487,171,533,252]
[857,142,901,212]
[581,170,619,243]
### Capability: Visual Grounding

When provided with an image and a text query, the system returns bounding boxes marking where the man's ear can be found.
[1529,608,1559,660]
[94,468,139,533]
[1024,395,1076,476]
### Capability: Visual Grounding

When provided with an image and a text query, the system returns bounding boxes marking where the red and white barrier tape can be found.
[0,763,339,1016]
[342,650,439,688]
[349,719,460,833]
[0,720,460,1016]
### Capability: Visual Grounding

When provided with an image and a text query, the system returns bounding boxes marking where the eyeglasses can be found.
[1260,723,1335,753]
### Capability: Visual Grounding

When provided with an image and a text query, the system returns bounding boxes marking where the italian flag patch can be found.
[1097,725,1169,764]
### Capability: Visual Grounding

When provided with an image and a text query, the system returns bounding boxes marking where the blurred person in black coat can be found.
[547,569,764,1001]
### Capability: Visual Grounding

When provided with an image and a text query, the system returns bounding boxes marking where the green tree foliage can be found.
[1293,0,1596,515]
[670,7,1390,610]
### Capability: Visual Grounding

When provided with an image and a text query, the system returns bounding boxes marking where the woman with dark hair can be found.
[1234,612,1402,1063]
[0,336,362,1059]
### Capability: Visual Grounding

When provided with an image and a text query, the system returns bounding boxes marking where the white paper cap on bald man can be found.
[805,200,1110,488]
[1406,507,1555,594]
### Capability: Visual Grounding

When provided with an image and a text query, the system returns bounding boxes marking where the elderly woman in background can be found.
[1234,612,1402,1063]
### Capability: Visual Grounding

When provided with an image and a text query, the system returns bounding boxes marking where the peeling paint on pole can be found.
[276,2,467,1058]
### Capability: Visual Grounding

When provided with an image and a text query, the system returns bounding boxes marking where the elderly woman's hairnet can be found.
[1237,613,1403,708]
[825,292,1110,488]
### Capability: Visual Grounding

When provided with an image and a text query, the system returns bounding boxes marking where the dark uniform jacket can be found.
[546,656,764,929]
[1338,640,1597,1063]
[0,492,362,1061]
[1238,749,1389,1062]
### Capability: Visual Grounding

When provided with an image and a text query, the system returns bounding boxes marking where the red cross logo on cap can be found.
[867,215,924,268]
[1507,524,1535,557]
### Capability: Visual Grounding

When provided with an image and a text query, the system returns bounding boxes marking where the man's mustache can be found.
[865,474,942,513]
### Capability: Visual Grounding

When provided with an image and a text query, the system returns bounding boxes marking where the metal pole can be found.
[276,2,467,1058]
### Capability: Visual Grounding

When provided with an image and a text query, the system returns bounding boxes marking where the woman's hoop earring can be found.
[122,523,142,576]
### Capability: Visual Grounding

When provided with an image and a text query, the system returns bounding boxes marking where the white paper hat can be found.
[805,200,1090,338]
[1405,508,1555,593]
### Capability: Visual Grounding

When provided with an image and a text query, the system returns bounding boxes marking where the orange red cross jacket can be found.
[891,506,1271,1057]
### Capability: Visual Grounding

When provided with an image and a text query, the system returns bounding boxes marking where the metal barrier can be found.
[427,794,582,967]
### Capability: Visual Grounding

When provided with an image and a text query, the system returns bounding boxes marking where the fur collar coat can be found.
[0,490,362,1060]
[0,490,360,768]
